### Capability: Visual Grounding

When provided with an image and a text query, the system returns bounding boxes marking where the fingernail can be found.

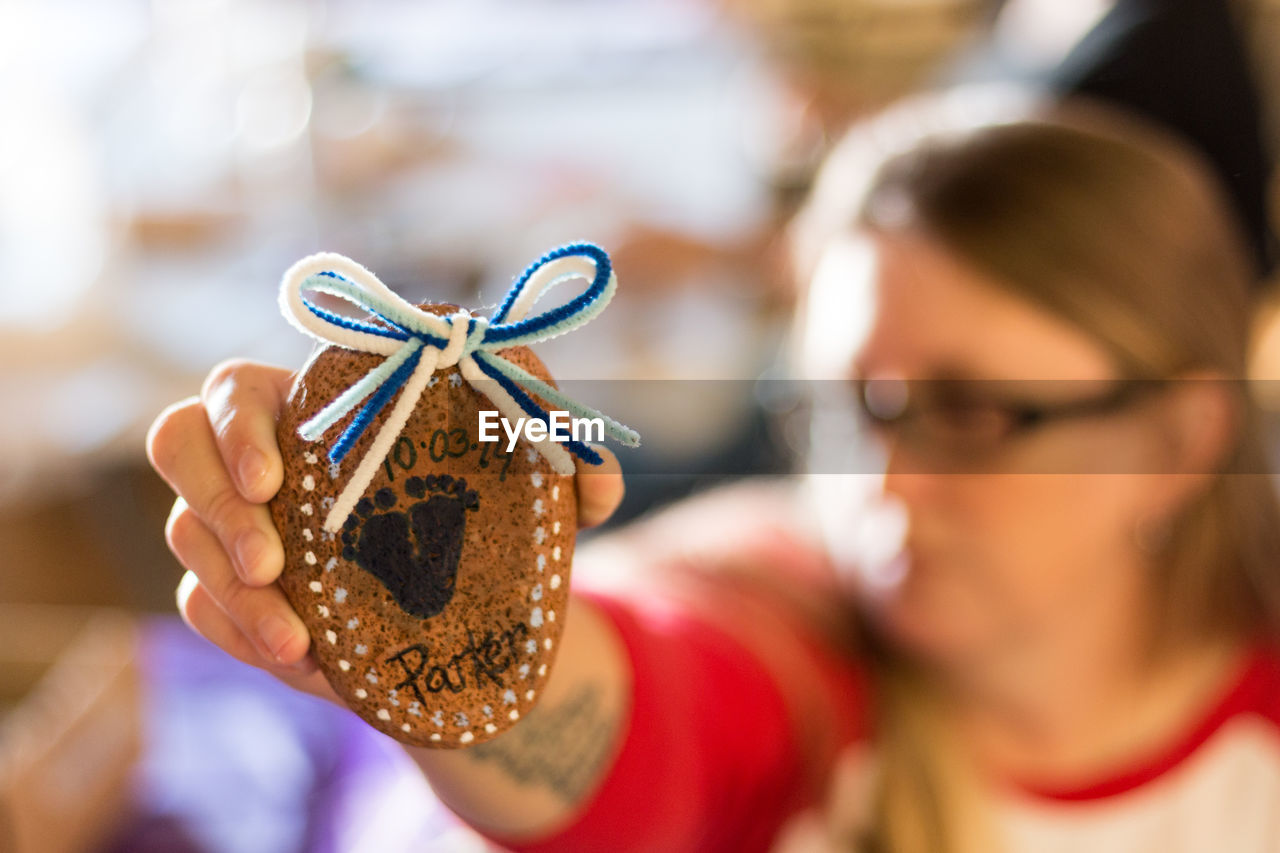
[258,613,300,662]
[239,448,268,493]
[235,529,267,582]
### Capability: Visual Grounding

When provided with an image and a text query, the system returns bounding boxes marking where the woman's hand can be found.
[145,358,625,703]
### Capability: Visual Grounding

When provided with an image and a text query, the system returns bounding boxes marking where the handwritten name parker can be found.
[385,621,531,703]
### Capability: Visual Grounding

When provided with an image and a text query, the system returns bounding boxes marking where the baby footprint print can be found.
[341,475,480,618]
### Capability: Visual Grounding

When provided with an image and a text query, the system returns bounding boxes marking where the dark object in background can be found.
[1050,0,1277,281]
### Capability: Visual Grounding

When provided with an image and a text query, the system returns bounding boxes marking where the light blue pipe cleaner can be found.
[278,242,641,532]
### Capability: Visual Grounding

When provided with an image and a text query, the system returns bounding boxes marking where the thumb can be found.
[576,445,624,529]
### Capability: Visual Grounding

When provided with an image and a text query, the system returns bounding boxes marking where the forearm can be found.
[404,592,631,841]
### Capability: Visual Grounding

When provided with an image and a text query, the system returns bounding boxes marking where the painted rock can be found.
[270,304,577,748]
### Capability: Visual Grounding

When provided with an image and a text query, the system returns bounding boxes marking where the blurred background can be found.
[1,0,1279,851]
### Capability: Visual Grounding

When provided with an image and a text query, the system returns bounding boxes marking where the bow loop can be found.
[279,243,640,533]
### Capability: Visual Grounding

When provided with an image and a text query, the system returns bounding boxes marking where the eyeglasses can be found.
[851,376,1163,463]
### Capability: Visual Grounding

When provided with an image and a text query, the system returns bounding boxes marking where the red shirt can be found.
[475,490,1280,852]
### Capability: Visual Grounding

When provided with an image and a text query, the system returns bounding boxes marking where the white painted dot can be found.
[552,485,560,501]
[430,733,442,742]
[533,499,544,516]
[531,471,543,488]
[309,581,323,593]
[509,709,520,721]
[553,521,561,534]
[485,723,497,734]
[552,545,561,561]
[519,663,530,679]
[534,527,546,544]
[355,688,368,699]
[366,672,379,684]
[302,474,316,491]
[334,588,348,604]
[550,574,561,589]
[303,529,313,542]
[459,731,474,744]
[548,610,556,622]
[544,637,553,650]
[525,639,537,655]
[328,463,340,480]
[536,554,546,572]
[325,557,338,572]
[300,503,313,516]
[325,630,337,644]
[354,644,368,655]
[348,618,360,630]
[376,709,391,721]
[338,659,350,671]
[427,375,438,388]
[305,551,317,565]
[531,584,543,602]
[304,452,318,465]
[408,702,422,716]
[503,689,517,704]
[530,607,544,628]
[317,605,330,618]
[526,690,536,701]
[321,496,335,509]
[449,373,463,388]
[538,664,547,677]
[402,723,412,733]
[526,447,538,463]
[482,705,493,718]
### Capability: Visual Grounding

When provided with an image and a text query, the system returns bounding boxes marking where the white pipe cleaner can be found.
[278,242,641,533]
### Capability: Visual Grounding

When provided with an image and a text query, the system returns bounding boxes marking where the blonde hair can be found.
[796,93,1280,852]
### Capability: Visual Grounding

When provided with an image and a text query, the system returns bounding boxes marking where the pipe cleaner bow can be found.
[279,242,641,533]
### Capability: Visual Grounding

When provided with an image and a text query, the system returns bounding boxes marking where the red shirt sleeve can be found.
[478,569,869,852]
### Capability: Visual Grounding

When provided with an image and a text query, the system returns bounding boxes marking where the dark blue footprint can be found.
[341,475,480,618]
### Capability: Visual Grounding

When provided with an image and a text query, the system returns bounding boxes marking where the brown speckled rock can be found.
[270,304,577,748]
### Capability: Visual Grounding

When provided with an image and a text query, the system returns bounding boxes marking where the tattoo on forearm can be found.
[467,682,620,803]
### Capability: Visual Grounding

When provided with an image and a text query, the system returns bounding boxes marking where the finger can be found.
[167,499,310,665]
[202,359,294,503]
[177,569,274,668]
[272,659,342,703]
[178,571,328,694]
[150,401,283,586]
[576,445,624,528]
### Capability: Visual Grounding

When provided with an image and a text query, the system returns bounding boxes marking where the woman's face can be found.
[803,229,1167,667]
